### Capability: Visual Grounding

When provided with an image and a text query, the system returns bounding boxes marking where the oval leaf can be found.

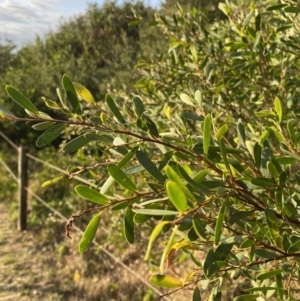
[132,208,179,216]
[193,286,201,301]
[166,165,195,201]
[6,85,39,114]
[32,121,56,131]
[62,74,81,115]
[215,202,226,245]
[108,164,137,192]
[36,124,66,148]
[144,221,169,260]
[180,93,195,106]
[0,104,15,117]
[124,207,135,244]
[216,124,229,139]
[166,180,187,212]
[133,96,145,117]
[274,97,282,123]
[106,94,126,124]
[75,185,110,204]
[257,269,283,280]
[284,6,300,13]
[251,177,274,187]
[79,212,102,253]
[203,114,211,155]
[63,135,89,153]
[150,274,182,288]
[73,82,95,103]
[136,150,165,183]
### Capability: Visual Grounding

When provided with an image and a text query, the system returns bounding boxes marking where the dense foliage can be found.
[3,0,300,300]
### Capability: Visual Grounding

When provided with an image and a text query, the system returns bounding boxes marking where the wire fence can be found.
[0,130,171,301]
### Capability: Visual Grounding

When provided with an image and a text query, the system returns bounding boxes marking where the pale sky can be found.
[0,0,161,47]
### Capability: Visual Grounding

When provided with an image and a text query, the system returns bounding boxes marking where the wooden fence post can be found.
[18,146,28,231]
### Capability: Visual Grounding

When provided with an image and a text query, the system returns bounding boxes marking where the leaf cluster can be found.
[3,0,300,300]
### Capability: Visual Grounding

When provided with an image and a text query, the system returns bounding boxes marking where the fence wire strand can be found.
[26,153,92,186]
[0,135,171,301]
[0,131,18,150]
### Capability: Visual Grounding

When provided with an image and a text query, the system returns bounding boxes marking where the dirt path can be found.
[0,202,60,300]
[0,202,165,301]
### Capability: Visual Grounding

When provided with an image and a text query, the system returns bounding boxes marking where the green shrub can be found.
[3,1,300,300]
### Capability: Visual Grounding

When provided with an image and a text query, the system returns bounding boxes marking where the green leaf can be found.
[233,295,260,301]
[255,110,275,118]
[133,96,145,118]
[177,164,210,194]
[255,249,280,259]
[203,114,211,155]
[0,104,15,117]
[275,190,283,213]
[136,150,165,183]
[105,94,126,124]
[41,97,60,109]
[219,137,229,170]
[274,97,282,123]
[193,170,208,183]
[259,129,269,145]
[284,6,300,13]
[32,121,55,131]
[79,212,101,253]
[275,274,284,300]
[134,213,151,224]
[243,11,254,27]
[216,124,229,139]
[180,111,203,122]
[62,74,81,115]
[6,85,39,114]
[267,4,287,11]
[36,124,66,148]
[166,180,187,212]
[63,135,89,153]
[142,114,159,138]
[253,143,261,168]
[215,202,226,245]
[287,120,297,146]
[180,93,195,106]
[144,221,169,260]
[257,269,283,280]
[108,164,137,192]
[288,238,300,253]
[193,214,207,239]
[56,88,68,109]
[229,211,254,225]
[251,177,274,187]
[100,149,136,194]
[203,249,215,276]
[150,274,182,288]
[75,185,110,205]
[165,165,195,201]
[237,119,246,148]
[164,103,171,120]
[41,176,63,188]
[73,82,95,103]
[124,207,134,244]
[193,286,201,301]
[275,157,299,165]
[132,208,178,216]
[265,209,283,249]
[267,161,279,181]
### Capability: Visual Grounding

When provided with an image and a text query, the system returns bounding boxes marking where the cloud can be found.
[0,0,86,46]
[0,0,161,47]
